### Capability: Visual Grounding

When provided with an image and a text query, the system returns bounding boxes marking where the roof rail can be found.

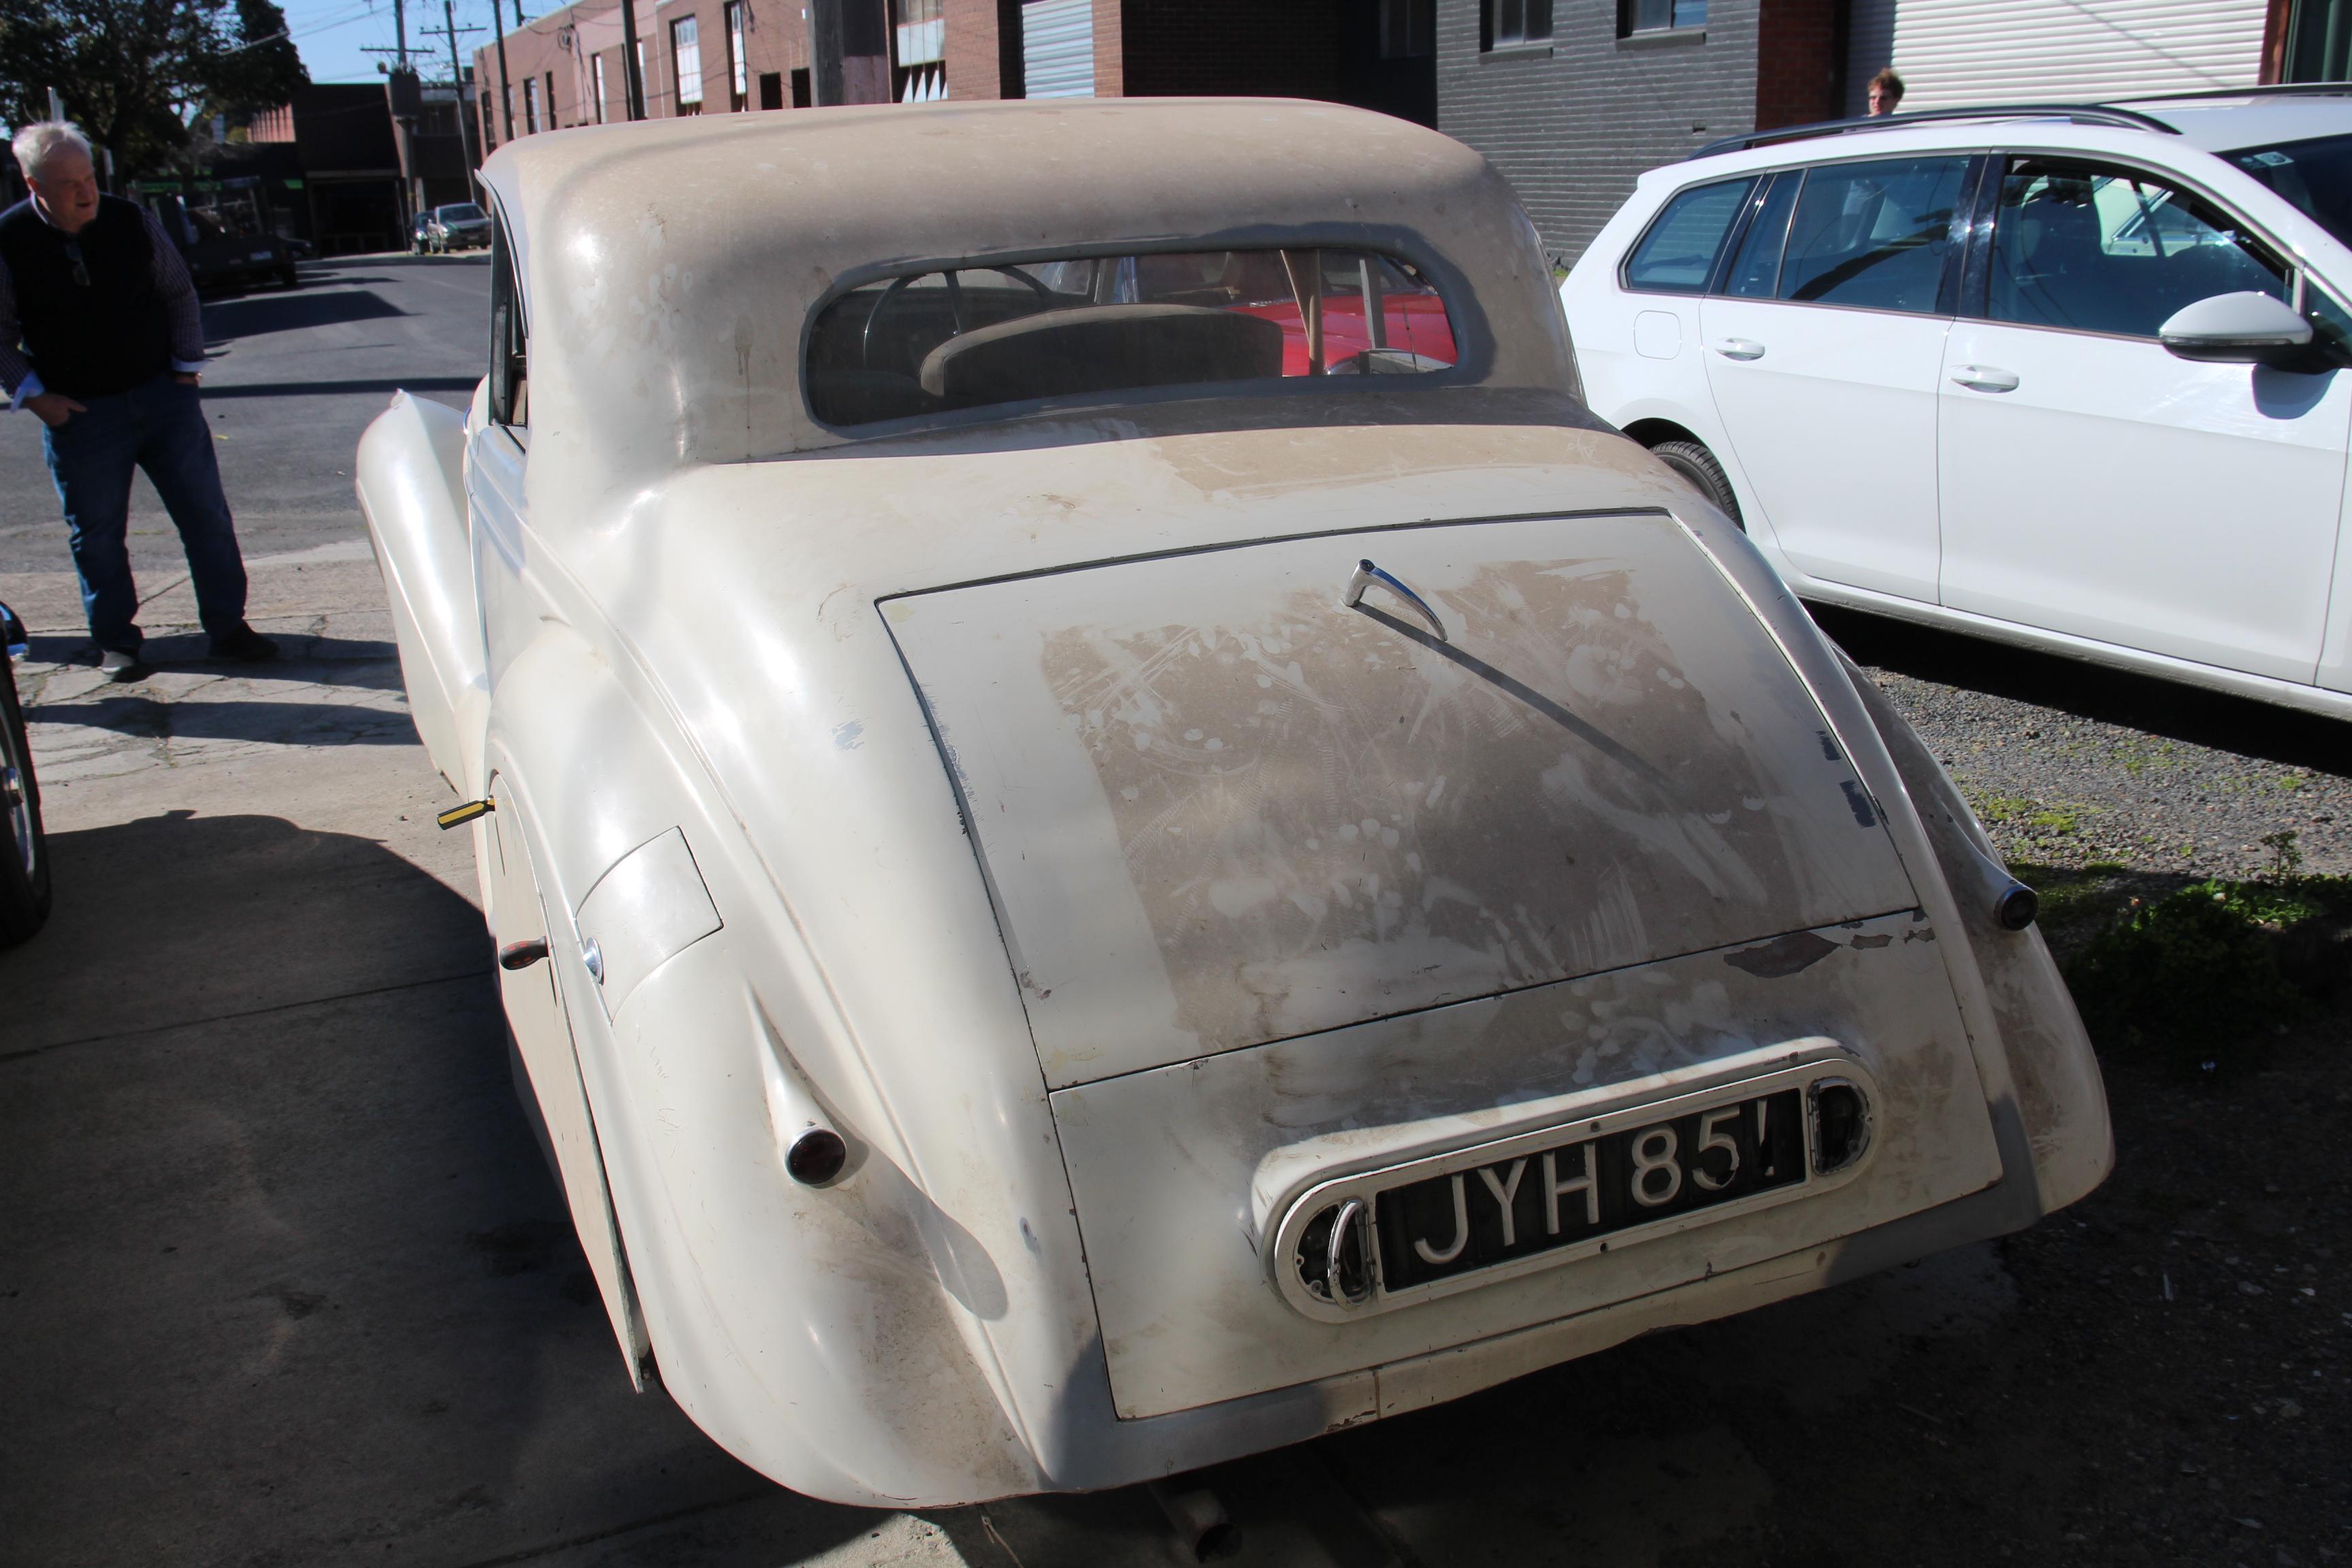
[2108,81,2352,104]
[1688,103,2178,162]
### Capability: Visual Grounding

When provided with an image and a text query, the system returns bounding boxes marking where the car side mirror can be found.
[2158,291,2315,366]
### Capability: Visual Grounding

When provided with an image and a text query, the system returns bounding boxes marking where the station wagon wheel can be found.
[0,655,52,946]
[1647,438,1744,531]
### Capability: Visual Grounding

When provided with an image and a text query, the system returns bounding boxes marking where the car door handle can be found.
[1710,338,1766,361]
[1950,364,2020,392]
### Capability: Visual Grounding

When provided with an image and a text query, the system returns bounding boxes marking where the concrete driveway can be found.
[4,256,2332,1568]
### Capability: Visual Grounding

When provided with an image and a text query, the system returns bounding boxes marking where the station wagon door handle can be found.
[1710,338,1766,361]
[1950,364,2021,392]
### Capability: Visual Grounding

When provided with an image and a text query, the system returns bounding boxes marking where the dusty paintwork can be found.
[888,513,1916,1085]
[350,101,2110,1509]
[1051,909,1999,1418]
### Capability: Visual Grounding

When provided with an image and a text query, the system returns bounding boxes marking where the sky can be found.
[277,0,534,85]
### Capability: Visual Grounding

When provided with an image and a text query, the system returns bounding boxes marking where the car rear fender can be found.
[1836,651,2114,1213]
[356,390,487,794]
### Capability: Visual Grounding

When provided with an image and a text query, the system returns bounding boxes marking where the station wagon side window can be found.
[488,217,528,430]
[1984,157,2288,340]
[1774,155,1969,315]
[1620,176,1757,294]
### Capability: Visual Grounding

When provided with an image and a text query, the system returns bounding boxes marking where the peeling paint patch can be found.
[1725,930,1838,979]
[1840,781,1878,828]
[832,719,865,750]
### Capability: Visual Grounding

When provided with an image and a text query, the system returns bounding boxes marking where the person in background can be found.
[0,121,277,678]
[1867,69,1907,116]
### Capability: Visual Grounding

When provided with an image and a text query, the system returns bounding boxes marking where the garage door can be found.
[1845,0,2266,114]
[1022,0,1094,98]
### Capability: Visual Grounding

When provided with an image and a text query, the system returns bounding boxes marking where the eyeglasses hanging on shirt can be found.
[62,240,91,287]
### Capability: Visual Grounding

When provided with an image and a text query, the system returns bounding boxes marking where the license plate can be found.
[1374,1087,1808,1291]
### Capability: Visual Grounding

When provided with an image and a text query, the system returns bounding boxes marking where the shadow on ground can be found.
[203,287,408,343]
[1811,604,2352,777]
[0,810,887,1567]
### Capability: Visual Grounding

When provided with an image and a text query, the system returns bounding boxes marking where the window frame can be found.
[487,211,529,431]
[672,16,704,112]
[1481,0,1554,52]
[800,236,1485,438]
[725,0,750,111]
[1618,0,1707,37]
[1957,149,2339,347]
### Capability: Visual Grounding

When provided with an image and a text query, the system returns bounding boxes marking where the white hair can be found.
[12,121,93,180]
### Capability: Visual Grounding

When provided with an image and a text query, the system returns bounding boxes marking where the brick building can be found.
[472,0,1437,152]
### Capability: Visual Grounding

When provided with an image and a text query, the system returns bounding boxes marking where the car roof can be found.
[1674,91,2352,175]
[2144,97,2352,152]
[474,98,1579,472]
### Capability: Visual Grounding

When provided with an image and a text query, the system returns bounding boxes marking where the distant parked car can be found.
[1563,88,2352,721]
[358,99,2108,1509]
[0,600,50,947]
[424,201,491,253]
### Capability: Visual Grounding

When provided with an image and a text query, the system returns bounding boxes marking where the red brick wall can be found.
[945,0,1006,98]
[476,0,811,144]
[1754,0,1841,130]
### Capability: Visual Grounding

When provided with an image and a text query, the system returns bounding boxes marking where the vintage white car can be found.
[356,99,2112,1508]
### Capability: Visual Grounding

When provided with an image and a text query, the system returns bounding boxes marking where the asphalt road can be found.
[1,258,2346,1568]
[0,254,488,576]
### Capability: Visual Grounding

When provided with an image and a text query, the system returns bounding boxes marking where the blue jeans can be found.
[41,374,248,651]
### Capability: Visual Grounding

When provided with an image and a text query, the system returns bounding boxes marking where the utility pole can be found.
[619,0,645,119]
[808,0,843,106]
[493,0,516,139]
[423,0,485,169]
[361,0,418,76]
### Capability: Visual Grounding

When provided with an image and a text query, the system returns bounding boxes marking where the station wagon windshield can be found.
[2227,134,2352,252]
[806,247,1460,427]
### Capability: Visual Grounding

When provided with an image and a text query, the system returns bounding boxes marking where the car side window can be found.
[1776,156,1969,314]
[1986,158,2287,339]
[1621,177,1757,294]
[488,218,529,429]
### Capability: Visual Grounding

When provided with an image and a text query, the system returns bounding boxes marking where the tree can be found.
[0,0,308,178]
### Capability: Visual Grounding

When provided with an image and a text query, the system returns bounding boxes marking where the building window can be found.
[595,54,610,122]
[546,72,558,127]
[790,66,811,105]
[1483,0,1552,50]
[759,69,784,108]
[1379,0,1434,58]
[523,76,540,133]
[894,0,946,100]
[1621,0,1705,33]
[672,16,704,112]
[480,91,498,149]
[725,1,750,110]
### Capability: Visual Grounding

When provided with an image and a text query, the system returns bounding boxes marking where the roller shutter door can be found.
[1845,0,2267,115]
[1022,0,1095,98]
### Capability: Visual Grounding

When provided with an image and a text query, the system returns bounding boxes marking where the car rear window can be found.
[805,247,1460,427]
[439,203,486,221]
[1621,177,1757,293]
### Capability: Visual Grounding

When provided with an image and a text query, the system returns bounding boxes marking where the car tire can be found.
[1647,439,1744,531]
[0,656,53,947]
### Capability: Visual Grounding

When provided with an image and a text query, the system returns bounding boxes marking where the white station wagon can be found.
[1563,91,2352,721]
[358,100,2109,1507]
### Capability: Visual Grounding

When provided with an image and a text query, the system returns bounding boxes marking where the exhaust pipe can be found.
[1148,1479,1240,1563]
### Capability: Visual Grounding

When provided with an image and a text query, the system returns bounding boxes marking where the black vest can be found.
[0,195,172,398]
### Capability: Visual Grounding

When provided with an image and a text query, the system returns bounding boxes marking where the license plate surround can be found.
[1266,1047,1880,1322]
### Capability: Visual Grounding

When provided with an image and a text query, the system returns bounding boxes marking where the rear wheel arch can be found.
[1623,423,1745,532]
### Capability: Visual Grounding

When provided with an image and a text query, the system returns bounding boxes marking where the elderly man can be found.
[1,122,276,675]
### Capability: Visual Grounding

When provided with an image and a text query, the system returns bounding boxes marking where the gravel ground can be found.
[1816,607,2352,883]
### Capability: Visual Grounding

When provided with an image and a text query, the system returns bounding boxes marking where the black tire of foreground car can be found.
[1648,438,1744,530]
[0,655,52,947]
